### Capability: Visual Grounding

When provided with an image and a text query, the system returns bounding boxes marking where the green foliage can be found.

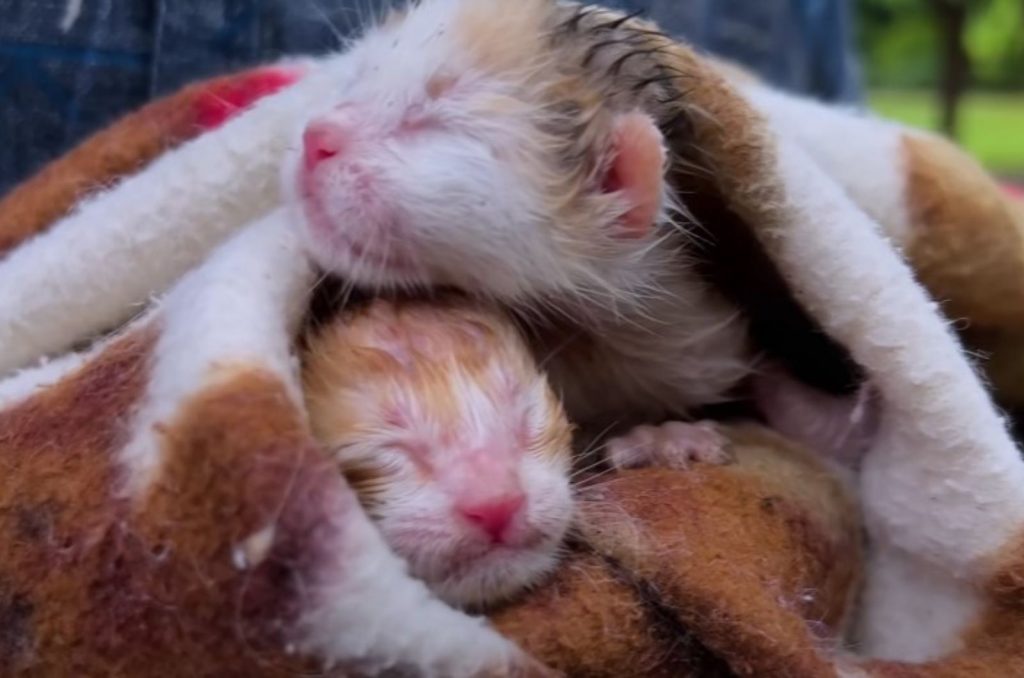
[871,89,1024,174]
[857,0,939,88]
[857,0,1024,89]
[966,0,1024,87]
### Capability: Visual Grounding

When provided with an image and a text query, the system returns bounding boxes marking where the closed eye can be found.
[426,73,458,100]
[399,115,442,135]
[397,103,446,136]
[399,70,462,136]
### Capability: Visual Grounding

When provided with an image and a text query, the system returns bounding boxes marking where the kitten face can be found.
[303,299,575,608]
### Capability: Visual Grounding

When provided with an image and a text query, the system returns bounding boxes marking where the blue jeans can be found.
[0,0,861,195]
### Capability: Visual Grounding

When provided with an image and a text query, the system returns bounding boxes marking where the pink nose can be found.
[457,493,526,543]
[302,119,348,170]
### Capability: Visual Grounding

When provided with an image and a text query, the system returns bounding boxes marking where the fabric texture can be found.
[1,6,1024,676]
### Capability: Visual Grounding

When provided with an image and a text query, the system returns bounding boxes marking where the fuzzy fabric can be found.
[2,5,1024,676]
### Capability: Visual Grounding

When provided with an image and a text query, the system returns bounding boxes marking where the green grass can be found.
[869,89,1024,176]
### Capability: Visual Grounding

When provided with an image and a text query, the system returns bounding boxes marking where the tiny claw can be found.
[606,420,732,471]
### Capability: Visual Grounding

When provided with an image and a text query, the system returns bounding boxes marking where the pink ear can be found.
[602,112,666,239]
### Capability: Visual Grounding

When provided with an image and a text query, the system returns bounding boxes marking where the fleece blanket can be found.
[2,4,1024,676]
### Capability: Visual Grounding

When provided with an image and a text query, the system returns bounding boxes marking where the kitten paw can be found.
[605,421,732,471]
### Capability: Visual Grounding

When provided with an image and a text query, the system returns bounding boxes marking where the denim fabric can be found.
[601,0,862,103]
[0,0,862,194]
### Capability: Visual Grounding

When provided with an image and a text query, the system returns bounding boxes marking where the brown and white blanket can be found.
[2,4,1024,676]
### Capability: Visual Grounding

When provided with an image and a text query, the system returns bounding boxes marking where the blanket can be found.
[2,3,1024,676]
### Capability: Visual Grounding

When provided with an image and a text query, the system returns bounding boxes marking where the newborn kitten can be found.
[302,296,575,609]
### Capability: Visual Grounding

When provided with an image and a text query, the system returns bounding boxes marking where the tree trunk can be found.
[929,0,970,138]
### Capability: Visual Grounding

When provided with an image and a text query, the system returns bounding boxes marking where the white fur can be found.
[118,209,315,498]
[765,139,1024,658]
[739,82,913,245]
[287,0,634,303]
[365,448,572,609]
[0,54,351,378]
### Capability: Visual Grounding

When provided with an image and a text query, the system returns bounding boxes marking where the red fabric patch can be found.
[193,66,303,131]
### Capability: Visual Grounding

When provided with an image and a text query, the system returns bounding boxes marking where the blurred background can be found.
[0,0,1021,194]
[859,0,1024,187]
